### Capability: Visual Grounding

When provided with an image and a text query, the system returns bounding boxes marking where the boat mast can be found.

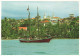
[37,7,39,37]
[27,5,31,36]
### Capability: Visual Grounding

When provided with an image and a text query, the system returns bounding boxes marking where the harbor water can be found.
[1,39,79,55]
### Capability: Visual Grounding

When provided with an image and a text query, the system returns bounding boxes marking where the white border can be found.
[0,0,1,56]
[0,0,80,1]
[0,0,80,56]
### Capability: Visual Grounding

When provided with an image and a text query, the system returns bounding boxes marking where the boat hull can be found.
[19,38,52,43]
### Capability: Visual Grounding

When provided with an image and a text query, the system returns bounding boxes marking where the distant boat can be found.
[19,6,52,43]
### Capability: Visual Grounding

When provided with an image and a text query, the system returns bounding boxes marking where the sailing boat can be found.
[19,6,52,43]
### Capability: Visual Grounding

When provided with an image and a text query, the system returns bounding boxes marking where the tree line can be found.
[1,16,79,39]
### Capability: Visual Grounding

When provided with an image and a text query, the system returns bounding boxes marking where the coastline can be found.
[1,38,79,40]
[1,39,19,40]
[53,38,79,39]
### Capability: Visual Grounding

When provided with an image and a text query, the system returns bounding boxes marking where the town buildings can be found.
[42,13,61,25]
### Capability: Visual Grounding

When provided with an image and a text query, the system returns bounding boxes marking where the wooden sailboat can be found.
[19,6,52,43]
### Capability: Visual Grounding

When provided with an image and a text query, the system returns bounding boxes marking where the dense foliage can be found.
[1,17,79,39]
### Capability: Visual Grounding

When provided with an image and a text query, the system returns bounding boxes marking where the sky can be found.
[1,1,79,19]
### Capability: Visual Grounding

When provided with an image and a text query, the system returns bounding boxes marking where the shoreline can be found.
[1,38,79,40]
[1,39,19,40]
[53,38,79,39]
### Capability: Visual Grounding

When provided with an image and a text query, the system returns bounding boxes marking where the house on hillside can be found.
[40,19,50,26]
[32,18,35,19]
[50,17,61,25]
[50,19,58,25]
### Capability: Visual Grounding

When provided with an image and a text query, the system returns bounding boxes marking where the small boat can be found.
[19,6,52,43]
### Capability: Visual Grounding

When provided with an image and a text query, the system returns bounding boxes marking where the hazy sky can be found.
[2,1,79,19]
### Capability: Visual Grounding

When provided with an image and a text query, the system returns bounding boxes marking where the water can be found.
[1,39,79,55]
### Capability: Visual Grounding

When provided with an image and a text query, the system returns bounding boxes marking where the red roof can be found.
[59,19,63,21]
[53,17,59,18]
[32,18,35,19]
[41,20,49,23]
[18,27,27,30]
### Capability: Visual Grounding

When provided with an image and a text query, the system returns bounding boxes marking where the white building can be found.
[50,19,58,25]
[50,13,60,24]
[69,14,74,18]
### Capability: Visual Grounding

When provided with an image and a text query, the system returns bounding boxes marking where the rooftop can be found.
[18,27,27,30]
[41,20,49,23]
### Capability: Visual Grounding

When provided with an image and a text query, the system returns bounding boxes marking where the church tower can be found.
[51,13,55,19]
[43,13,46,19]
[52,13,55,17]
